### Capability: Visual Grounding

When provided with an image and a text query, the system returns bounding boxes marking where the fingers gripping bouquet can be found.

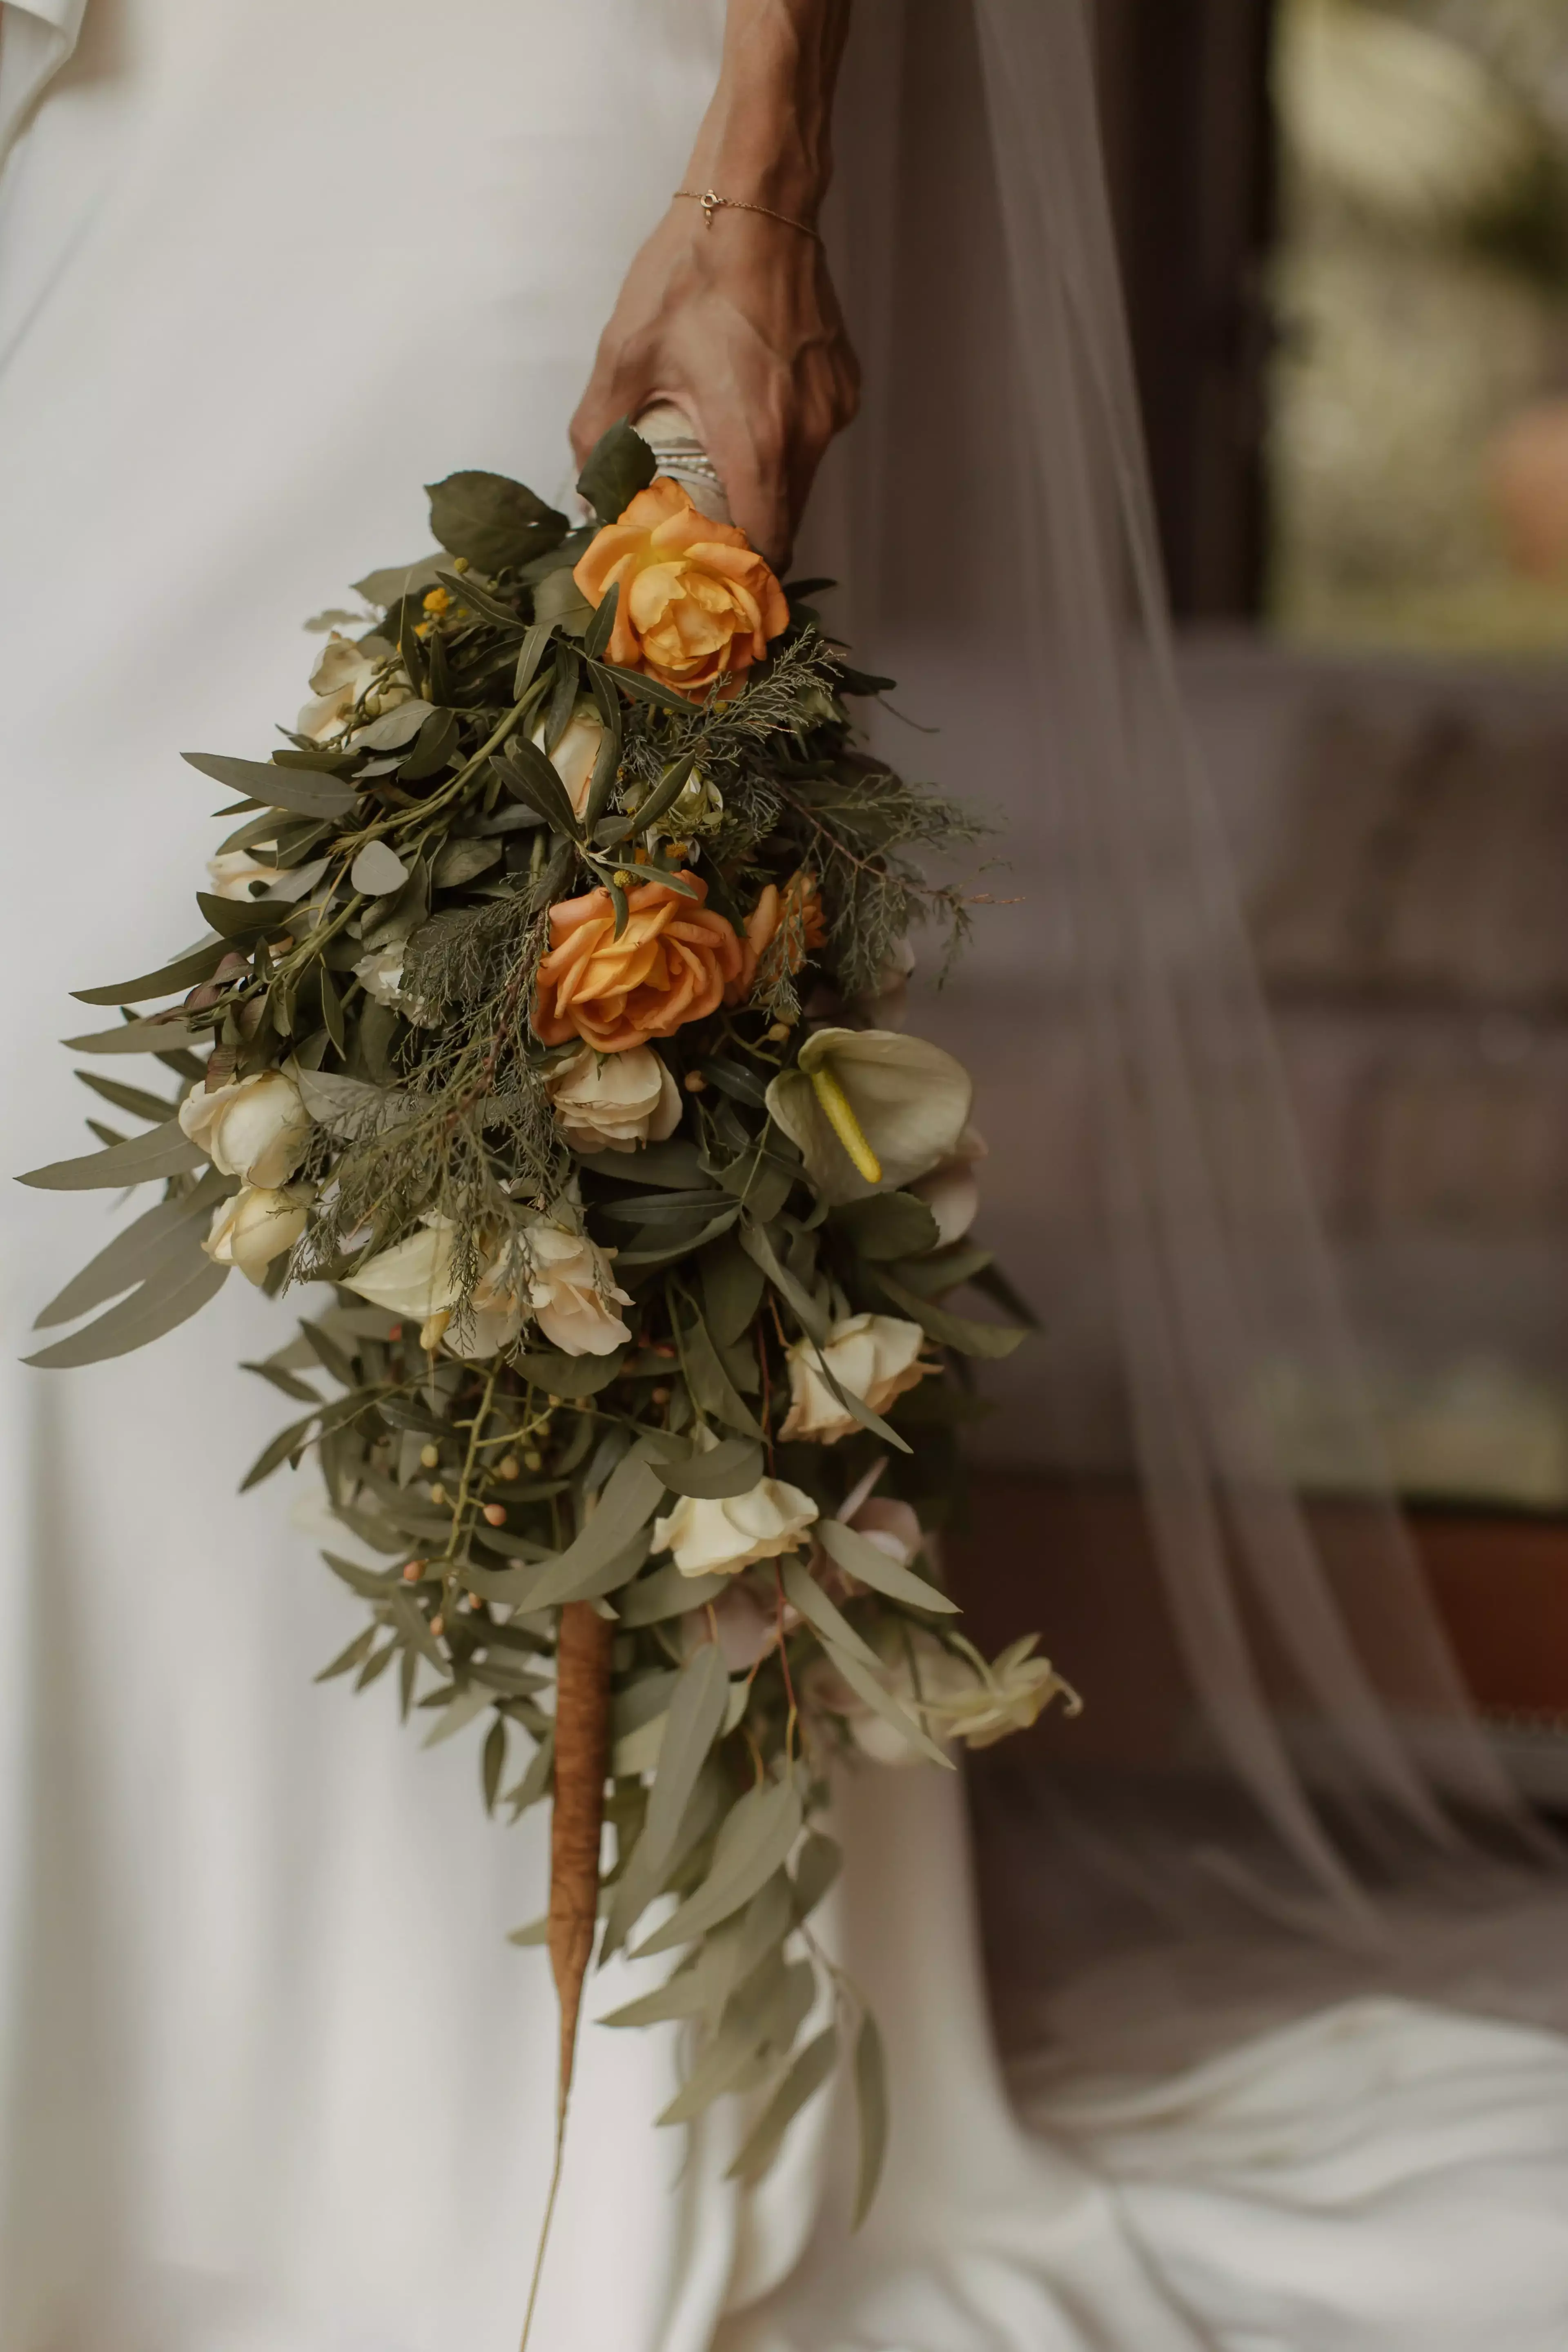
[23,423,1077,2247]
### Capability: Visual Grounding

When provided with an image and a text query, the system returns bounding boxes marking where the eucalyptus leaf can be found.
[604,1643,729,1952]
[431,836,501,891]
[615,1563,734,1628]
[523,1449,664,1606]
[353,698,434,753]
[727,2025,839,2186]
[851,2011,889,2227]
[349,839,410,896]
[23,1252,227,1369]
[872,1267,1026,1360]
[19,1118,206,1191]
[182,753,356,821]
[781,1555,881,1671]
[816,1518,958,1614]
[646,1435,764,1500]
[73,940,229,1008]
[633,1773,803,1958]
[511,1345,626,1399]
[63,1018,207,1057]
[32,1173,227,1329]
[821,1640,953,1769]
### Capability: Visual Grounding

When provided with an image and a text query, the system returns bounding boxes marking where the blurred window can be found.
[1272,0,1568,651]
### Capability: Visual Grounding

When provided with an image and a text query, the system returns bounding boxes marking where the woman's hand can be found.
[569,0,857,570]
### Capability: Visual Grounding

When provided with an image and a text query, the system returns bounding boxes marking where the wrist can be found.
[681,2,848,221]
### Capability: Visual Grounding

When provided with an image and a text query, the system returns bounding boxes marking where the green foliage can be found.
[26,456,1061,2223]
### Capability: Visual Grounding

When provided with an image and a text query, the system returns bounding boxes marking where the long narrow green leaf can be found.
[24,1254,227,1369]
[816,1519,958,1614]
[183,752,356,820]
[72,940,228,1007]
[851,2011,889,2226]
[727,2025,840,2186]
[604,1645,729,1952]
[522,1448,665,1606]
[18,1119,206,1190]
[821,1641,953,1769]
[781,1555,881,1670]
[633,1774,803,1958]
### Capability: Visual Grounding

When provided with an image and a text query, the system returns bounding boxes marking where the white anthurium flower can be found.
[764,1028,972,1207]
[545,1045,682,1155]
[201,1183,310,1284]
[921,1636,1081,1751]
[780,1313,935,1445]
[207,846,282,900]
[813,1633,1079,1766]
[908,1125,988,1248]
[654,1476,818,1580]
[341,1215,461,1351]
[178,1067,312,1188]
[519,1218,631,1356]
[530,700,605,821]
[297,631,412,744]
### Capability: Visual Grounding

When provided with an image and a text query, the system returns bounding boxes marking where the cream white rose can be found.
[654,1476,818,1579]
[207,846,283,900]
[518,1220,632,1356]
[765,1028,972,1206]
[530,701,605,821]
[298,631,412,743]
[780,1313,935,1444]
[545,1045,682,1154]
[202,1184,310,1284]
[908,1125,988,1247]
[178,1067,311,1188]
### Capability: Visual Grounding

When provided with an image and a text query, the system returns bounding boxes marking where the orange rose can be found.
[572,478,789,699]
[726,869,827,1004]
[533,872,745,1054]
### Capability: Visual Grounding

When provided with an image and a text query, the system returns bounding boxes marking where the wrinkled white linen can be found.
[3,7,1568,2350]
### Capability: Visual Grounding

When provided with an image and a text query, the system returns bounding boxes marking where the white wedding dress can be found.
[3,6,1568,2350]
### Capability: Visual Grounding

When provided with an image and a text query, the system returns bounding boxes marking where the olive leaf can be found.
[576,419,657,526]
[425,470,568,573]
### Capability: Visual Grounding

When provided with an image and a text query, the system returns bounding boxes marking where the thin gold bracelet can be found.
[675,186,823,244]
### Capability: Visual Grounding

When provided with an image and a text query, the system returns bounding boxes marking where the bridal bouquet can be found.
[24,423,1073,2242]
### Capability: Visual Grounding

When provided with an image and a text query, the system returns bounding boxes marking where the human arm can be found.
[569,0,858,568]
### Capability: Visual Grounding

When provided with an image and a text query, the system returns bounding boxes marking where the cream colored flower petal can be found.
[342,1222,459,1320]
[531,702,604,821]
[769,1029,972,1204]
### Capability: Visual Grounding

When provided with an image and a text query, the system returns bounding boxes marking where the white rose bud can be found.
[654,1477,818,1579]
[780,1314,935,1445]
[207,846,282,900]
[297,631,412,744]
[531,701,605,822]
[545,1045,682,1155]
[203,1184,310,1284]
[520,1221,631,1356]
[178,1068,311,1188]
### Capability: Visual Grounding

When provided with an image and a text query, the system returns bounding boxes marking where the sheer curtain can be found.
[810,0,1567,2082]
